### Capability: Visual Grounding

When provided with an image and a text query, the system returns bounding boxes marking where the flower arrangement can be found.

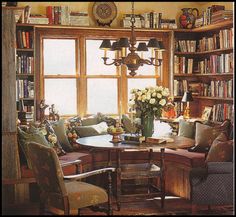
[129,86,171,119]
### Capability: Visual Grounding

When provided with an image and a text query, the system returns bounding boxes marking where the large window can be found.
[40,29,167,117]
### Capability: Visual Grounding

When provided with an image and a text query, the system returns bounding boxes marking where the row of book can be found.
[174,79,233,98]
[175,40,197,52]
[197,53,233,74]
[200,80,233,98]
[16,79,34,100]
[16,54,34,74]
[45,6,89,26]
[121,12,177,29]
[16,30,34,49]
[174,101,184,117]
[212,103,233,122]
[174,56,194,74]
[198,28,233,51]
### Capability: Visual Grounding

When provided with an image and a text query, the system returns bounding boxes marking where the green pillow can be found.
[51,119,73,152]
[18,126,51,169]
[81,115,99,126]
[75,122,108,137]
[178,119,195,139]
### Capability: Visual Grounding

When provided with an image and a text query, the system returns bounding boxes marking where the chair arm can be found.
[207,162,233,174]
[64,167,116,180]
[60,159,82,168]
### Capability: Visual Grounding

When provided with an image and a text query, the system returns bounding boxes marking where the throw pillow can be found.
[51,119,73,152]
[122,114,137,134]
[178,119,195,139]
[17,126,51,169]
[81,115,99,126]
[75,121,108,137]
[194,121,230,148]
[97,112,116,126]
[206,133,233,162]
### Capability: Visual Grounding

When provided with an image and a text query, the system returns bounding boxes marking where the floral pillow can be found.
[39,120,66,156]
[206,133,233,162]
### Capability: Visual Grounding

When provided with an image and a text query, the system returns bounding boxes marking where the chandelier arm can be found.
[149,58,163,66]
[102,57,122,66]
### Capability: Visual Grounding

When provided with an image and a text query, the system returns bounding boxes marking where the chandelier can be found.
[99,2,165,76]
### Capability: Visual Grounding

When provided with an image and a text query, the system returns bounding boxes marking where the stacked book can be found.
[70,11,89,26]
[211,10,233,24]
[121,134,145,144]
[18,111,34,125]
[46,5,70,25]
[29,14,49,24]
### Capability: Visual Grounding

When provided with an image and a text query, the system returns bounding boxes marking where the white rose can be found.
[152,92,157,97]
[159,99,166,106]
[157,93,162,98]
[162,88,170,96]
[141,95,146,101]
[146,93,151,100]
[128,100,135,106]
[137,96,142,101]
[149,98,156,104]
[130,88,138,94]
[137,91,142,96]
[155,86,163,91]
[153,107,158,111]
[142,89,147,93]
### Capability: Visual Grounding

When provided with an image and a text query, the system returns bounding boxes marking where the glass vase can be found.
[141,115,154,138]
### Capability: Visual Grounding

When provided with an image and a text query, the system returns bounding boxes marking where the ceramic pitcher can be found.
[179,8,199,29]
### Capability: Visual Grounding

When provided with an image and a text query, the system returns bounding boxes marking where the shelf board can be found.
[16,73,34,76]
[174,73,233,77]
[174,96,233,101]
[174,48,233,56]
[16,48,34,52]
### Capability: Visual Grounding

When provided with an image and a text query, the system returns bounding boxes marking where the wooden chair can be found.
[27,142,115,215]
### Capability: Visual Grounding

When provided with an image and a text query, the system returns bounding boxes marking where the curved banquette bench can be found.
[20,135,205,200]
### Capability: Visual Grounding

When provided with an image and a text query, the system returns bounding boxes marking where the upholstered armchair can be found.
[189,161,233,213]
[27,142,115,215]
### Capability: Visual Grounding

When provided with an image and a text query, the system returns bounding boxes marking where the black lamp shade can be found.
[137,42,148,51]
[111,41,121,51]
[158,41,165,51]
[99,39,111,50]
[182,91,193,102]
[118,38,130,48]
[147,38,160,48]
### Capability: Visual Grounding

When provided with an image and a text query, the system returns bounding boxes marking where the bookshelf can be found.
[173,20,233,122]
[16,23,35,124]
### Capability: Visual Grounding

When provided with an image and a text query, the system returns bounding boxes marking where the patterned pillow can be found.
[194,120,230,148]
[97,112,116,126]
[17,126,51,169]
[81,115,99,126]
[206,133,233,162]
[51,119,73,152]
[39,120,66,156]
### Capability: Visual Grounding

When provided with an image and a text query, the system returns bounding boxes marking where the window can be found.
[43,38,77,115]
[40,29,167,118]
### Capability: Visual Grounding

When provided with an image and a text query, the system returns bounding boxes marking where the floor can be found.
[3,196,234,215]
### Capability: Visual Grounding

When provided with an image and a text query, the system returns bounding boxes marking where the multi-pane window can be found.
[41,30,166,117]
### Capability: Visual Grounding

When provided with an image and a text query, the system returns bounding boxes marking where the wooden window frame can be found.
[35,27,171,119]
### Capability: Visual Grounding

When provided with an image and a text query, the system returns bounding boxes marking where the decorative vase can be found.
[179,8,199,29]
[141,115,154,138]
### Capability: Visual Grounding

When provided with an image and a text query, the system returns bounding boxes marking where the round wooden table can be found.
[76,134,167,210]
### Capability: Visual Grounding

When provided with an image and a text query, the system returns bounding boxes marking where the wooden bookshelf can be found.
[173,20,234,122]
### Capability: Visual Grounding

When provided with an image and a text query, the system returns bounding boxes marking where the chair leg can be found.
[107,171,113,215]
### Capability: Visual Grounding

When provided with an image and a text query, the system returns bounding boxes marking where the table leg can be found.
[116,150,121,211]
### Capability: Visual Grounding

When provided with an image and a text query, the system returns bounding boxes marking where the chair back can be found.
[27,142,67,197]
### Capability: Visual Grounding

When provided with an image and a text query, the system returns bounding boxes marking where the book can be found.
[122,134,145,143]
[146,137,166,144]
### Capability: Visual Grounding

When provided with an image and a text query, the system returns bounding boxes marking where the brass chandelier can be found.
[99,2,165,76]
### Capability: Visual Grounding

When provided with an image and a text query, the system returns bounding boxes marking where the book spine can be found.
[46,6,53,24]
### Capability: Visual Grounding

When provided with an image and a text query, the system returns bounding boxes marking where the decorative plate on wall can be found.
[92,2,117,26]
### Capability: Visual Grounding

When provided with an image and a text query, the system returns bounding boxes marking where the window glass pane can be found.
[127,78,156,102]
[44,79,76,115]
[135,40,158,76]
[87,79,117,114]
[86,40,117,75]
[43,39,76,75]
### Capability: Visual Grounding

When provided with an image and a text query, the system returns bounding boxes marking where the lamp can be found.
[181,91,193,119]
[99,2,165,76]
